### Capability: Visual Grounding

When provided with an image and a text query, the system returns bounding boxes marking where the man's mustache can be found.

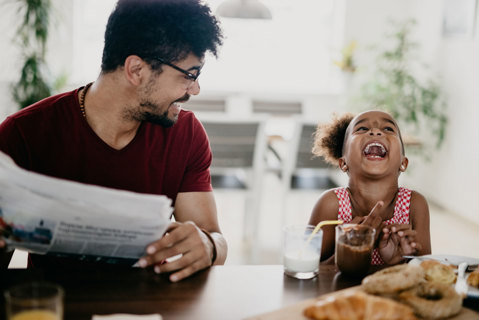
[175,94,190,104]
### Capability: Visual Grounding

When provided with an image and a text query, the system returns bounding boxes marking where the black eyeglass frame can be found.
[155,57,200,82]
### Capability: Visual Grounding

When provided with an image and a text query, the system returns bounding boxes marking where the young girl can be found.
[309,110,431,265]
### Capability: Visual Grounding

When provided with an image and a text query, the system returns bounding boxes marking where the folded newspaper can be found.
[0,151,173,265]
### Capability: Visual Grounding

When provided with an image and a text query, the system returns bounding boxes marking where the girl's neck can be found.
[347,179,399,218]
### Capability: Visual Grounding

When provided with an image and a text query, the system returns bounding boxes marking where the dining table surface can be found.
[1,264,478,320]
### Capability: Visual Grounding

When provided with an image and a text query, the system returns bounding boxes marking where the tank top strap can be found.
[333,187,352,223]
[387,186,412,225]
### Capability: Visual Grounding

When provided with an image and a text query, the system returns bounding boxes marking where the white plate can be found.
[412,254,479,266]
[408,255,479,299]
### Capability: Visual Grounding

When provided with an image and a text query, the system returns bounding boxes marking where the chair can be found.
[252,100,302,116]
[199,116,268,262]
[183,97,227,113]
[282,121,337,190]
[279,120,338,226]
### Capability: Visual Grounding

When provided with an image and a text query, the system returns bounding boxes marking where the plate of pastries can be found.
[408,255,479,298]
[304,259,479,320]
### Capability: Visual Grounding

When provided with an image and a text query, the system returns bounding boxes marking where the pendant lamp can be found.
[216,0,272,20]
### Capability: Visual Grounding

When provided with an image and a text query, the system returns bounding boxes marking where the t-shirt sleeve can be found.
[179,115,213,193]
[0,116,31,169]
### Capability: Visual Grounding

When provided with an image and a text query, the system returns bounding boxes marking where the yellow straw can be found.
[304,220,344,250]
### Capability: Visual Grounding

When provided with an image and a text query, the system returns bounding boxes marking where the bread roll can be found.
[420,260,456,284]
[467,268,479,288]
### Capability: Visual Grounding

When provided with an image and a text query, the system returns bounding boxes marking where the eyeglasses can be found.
[155,57,200,82]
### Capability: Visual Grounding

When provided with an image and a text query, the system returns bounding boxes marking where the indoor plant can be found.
[358,19,447,149]
[11,0,53,109]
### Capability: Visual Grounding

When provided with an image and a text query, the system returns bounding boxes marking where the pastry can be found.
[303,290,416,320]
[361,264,424,295]
[467,268,479,288]
[420,260,456,284]
[399,281,463,319]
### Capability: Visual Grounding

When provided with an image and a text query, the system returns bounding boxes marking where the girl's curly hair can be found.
[312,113,354,166]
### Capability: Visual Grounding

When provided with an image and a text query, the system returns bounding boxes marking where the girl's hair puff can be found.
[312,112,354,166]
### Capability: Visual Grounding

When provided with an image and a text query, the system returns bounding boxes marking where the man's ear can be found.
[124,55,147,86]
[338,158,348,172]
[400,157,409,172]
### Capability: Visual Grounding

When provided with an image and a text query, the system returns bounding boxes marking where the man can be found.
[0,0,226,282]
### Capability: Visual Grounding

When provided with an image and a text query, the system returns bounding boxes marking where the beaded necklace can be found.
[79,82,93,118]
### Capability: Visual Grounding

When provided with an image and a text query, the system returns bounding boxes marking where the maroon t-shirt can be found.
[0,88,213,267]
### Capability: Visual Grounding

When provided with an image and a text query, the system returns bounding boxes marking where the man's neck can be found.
[79,76,141,150]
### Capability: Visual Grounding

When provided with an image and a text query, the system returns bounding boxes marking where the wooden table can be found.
[1,265,478,320]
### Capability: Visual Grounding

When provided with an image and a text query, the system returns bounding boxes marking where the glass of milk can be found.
[283,225,322,279]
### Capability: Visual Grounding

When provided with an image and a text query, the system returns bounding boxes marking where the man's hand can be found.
[139,221,214,282]
[0,225,9,251]
[0,229,15,268]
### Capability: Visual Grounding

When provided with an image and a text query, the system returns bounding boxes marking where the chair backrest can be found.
[200,117,268,189]
[252,100,302,116]
[184,97,226,113]
[295,124,329,170]
[282,120,335,190]
[204,122,259,168]
[287,122,329,171]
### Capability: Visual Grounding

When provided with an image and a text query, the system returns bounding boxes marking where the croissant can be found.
[303,291,417,320]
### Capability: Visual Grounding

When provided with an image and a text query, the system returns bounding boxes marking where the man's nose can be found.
[187,80,200,95]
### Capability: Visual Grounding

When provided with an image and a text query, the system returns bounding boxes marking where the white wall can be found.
[343,0,479,225]
[411,0,479,224]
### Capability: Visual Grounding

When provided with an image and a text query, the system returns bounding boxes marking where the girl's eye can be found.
[384,126,395,132]
[356,126,368,132]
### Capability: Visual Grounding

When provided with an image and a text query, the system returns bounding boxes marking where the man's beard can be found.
[138,93,190,127]
[139,102,176,128]
[134,76,190,127]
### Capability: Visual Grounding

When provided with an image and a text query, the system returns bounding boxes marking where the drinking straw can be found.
[303,220,344,251]
[368,201,383,217]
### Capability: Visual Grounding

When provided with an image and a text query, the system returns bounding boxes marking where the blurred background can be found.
[1,0,478,266]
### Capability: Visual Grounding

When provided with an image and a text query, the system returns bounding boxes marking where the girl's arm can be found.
[308,189,340,263]
[409,191,432,255]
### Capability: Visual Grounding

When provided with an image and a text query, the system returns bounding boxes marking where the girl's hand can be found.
[361,201,384,242]
[379,224,420,265]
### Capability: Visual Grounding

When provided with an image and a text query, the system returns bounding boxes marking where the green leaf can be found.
[11,0,53,109]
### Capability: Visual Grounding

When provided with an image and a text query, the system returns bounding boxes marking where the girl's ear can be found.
[338,158,348,172]
[400,157,409,172]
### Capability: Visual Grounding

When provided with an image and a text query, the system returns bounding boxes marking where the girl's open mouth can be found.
[363,142,387,159]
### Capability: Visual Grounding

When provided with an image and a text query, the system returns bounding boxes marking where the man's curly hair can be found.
[312,113,354,166]
[101,0,223,73]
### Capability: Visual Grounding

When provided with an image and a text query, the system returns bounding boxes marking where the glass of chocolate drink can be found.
[335,224,376,277]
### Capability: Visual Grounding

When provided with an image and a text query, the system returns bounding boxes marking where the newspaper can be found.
[0,151,173,265]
